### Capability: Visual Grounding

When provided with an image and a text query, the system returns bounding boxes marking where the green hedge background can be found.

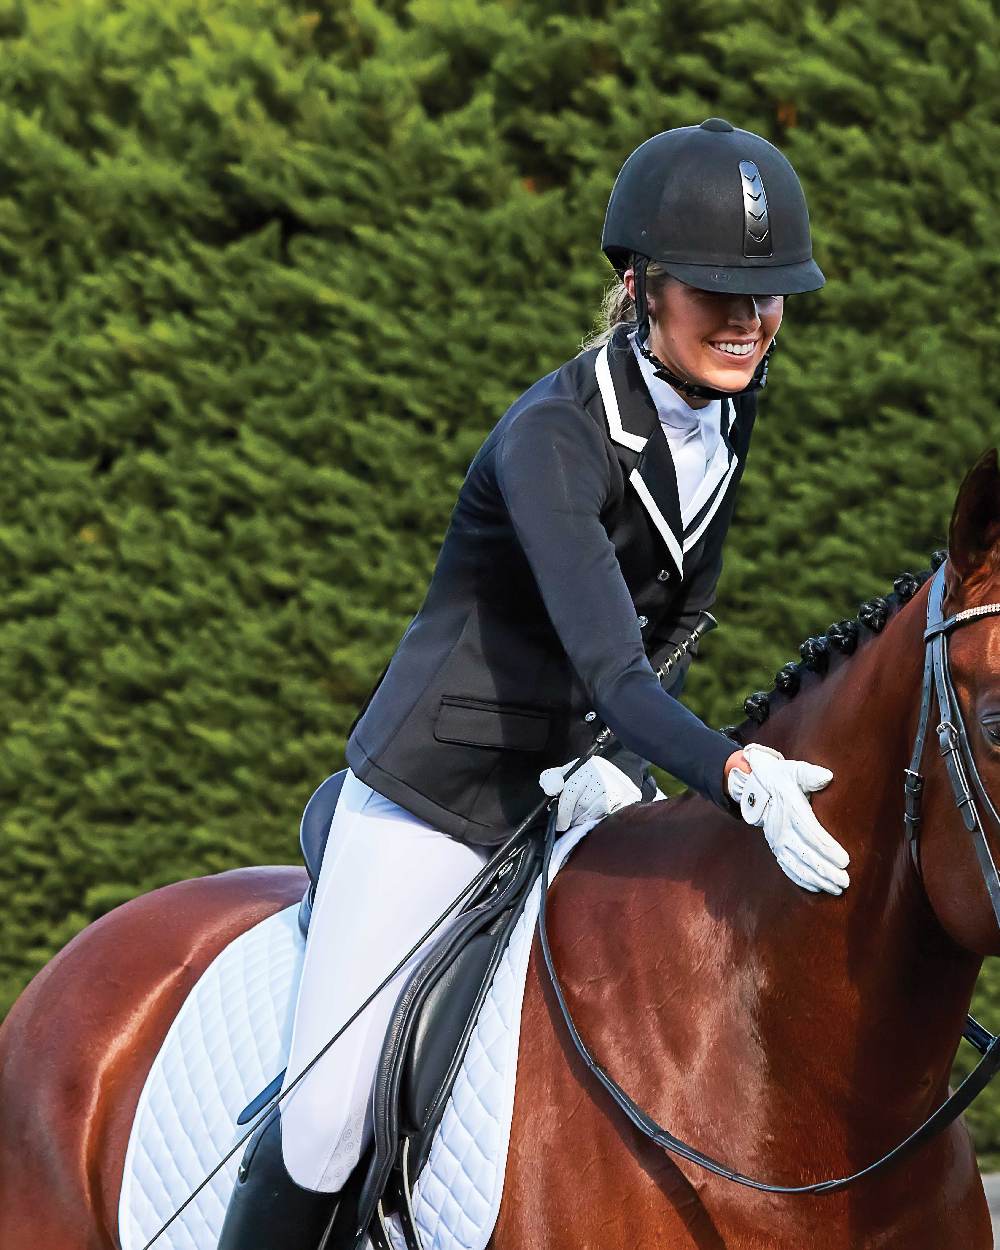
[2,0,1000,1157]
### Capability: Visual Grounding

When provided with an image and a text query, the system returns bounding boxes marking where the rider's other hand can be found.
[539,756,643,832]
[727,743,850,895]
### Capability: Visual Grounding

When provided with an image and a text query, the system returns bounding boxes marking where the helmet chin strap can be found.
[632,255,775,401]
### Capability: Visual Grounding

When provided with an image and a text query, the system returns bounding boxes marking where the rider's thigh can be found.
[279,770,489,1192]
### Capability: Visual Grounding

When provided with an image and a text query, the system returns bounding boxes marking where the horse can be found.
[2,449,1000,1249]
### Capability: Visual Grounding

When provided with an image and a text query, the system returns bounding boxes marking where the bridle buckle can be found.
[903,768,924,840]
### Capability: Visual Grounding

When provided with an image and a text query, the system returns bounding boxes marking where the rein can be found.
[538,564,1000,1193]
[139,624,717,1248]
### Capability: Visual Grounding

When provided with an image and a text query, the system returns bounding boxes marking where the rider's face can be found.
[625,270,784,408]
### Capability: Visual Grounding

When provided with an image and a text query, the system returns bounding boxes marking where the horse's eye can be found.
[981,716,1000,746]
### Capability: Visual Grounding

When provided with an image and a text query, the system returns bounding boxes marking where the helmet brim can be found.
[659,257,826,296]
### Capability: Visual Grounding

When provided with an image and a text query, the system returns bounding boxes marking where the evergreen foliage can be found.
[2,0,1000,1155]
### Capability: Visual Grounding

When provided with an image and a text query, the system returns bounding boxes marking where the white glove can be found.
[539,756,643,832]
[727,743,850,895]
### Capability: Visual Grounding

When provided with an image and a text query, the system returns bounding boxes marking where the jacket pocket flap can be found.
[434,697,550,751]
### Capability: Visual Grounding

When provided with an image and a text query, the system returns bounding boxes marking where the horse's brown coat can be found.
[3,453,1000,1248]
[0,866,303,1248]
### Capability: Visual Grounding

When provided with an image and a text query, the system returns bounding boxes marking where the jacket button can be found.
[584,711,597,723]
[657,569,670,582]
[637,615,648,628]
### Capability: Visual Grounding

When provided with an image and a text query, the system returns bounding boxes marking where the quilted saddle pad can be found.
[118,822,593,1250]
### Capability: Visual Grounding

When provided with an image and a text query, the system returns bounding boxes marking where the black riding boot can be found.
[217,1107,340,1250]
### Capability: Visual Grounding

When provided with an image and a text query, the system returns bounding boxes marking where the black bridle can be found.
[538,563,1000,1194]
[905,567,1000,926]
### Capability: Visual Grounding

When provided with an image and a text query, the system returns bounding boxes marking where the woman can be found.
[217,118,851,1249]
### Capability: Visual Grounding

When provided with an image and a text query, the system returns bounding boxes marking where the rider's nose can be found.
[727,295,762,330]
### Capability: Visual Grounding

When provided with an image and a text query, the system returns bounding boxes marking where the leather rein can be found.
[537,564,1000,1194]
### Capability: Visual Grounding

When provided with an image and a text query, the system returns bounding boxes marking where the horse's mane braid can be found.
[719,548,948,741]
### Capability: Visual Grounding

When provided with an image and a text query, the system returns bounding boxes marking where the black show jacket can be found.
[346,324,750,846]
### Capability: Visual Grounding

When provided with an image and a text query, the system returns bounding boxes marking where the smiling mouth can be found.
[708,340,760,360]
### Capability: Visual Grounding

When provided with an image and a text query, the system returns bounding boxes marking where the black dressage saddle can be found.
[237,768,541,1248]
[296,767,350,936]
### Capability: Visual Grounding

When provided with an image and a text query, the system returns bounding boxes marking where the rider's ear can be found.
[947,448,1000,590]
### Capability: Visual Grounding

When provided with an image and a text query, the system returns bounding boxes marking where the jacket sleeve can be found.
[496,400,737,811]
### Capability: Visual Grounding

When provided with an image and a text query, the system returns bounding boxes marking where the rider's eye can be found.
[981,716,1000,746]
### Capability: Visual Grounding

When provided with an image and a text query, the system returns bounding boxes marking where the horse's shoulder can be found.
[554,795,728,892]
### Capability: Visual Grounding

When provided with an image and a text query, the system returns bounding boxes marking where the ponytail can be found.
[579,259,670,353]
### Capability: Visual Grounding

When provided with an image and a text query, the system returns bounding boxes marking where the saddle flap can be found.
[403,927,505,1131]
[355,844,539,1238]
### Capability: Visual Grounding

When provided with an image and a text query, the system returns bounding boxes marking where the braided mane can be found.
[722,549,948,743]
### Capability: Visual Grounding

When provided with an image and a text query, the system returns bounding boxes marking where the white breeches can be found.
[279,769,490,1192]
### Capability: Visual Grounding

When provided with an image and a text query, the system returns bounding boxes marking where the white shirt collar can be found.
[627,329,721,436]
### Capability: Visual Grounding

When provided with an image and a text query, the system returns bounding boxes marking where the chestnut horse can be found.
[3,450,1000,1249]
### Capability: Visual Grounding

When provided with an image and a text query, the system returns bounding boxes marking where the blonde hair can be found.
[580,259,672,352]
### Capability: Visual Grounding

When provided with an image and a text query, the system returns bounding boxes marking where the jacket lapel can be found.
[596,327,685,579]
[594,330,658,451]
[596,327,757,580]
[630,422,686,579]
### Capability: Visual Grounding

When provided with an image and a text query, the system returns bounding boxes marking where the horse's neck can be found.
[729,584,982,1114]
[559,587,984,1185]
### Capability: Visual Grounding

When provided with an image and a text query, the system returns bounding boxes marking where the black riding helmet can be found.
[602,117,825,400]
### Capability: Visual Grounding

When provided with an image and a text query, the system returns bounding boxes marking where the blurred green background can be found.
[2,0,1000,1159]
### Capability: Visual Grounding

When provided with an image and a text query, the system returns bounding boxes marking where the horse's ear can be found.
[948,449,1000,585]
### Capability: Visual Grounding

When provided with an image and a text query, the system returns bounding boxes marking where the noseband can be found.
[537,563,1000,1194]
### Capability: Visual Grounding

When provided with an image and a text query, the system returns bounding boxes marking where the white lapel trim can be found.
[683,454,740,552]
[628,467,684,577]
[596,344,646,452]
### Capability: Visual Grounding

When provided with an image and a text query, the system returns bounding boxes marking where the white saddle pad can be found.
[118,823,593,1250]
